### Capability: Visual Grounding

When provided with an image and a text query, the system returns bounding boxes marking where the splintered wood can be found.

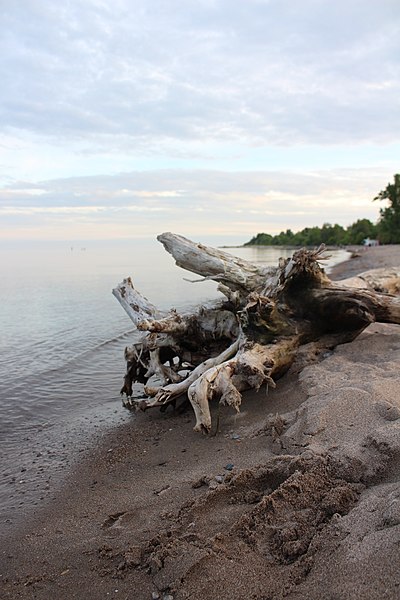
[113,233,400,432]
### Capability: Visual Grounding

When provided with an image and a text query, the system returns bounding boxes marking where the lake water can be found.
[0,237,349,528]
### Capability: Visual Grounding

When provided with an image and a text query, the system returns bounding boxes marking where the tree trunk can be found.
[113,233,400,432]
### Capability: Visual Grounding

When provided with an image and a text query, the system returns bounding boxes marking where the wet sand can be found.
[1,246,400,599]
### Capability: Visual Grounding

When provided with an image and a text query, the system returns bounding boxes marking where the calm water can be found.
[0,237,349,527]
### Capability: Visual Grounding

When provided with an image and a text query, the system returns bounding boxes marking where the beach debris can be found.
[113,232,400,433]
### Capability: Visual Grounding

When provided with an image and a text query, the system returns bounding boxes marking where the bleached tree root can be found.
[114,233,400,432]
[188,337,298,432]
[143,337,241,407]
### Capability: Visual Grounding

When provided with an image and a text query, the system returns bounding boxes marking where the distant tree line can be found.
[374,173,400,244]
[245,174,400,247]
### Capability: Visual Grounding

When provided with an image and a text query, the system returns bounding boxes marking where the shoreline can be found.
[0,245,350,532]
[2,246,400,599]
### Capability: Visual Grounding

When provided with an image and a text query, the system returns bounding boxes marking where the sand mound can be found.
[116,324,400,599]
[130,456,358,599]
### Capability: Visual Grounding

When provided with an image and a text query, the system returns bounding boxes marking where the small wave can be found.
[1,327,140,388]
[94,328,139,349]
[54,327,141,371]
[30,327,77,348]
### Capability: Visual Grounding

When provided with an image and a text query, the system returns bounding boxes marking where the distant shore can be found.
[2,245,400,600]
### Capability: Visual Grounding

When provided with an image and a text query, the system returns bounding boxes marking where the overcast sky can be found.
[0,0,399,242]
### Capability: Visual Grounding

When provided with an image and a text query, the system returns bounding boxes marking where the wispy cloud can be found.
[0,1,398,239]
[1,0,399,149]
[0,167,391,240]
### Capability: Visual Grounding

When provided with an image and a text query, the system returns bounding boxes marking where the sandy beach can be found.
[1,245,400,600]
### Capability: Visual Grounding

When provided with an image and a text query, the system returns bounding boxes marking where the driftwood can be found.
[113,233,400,432]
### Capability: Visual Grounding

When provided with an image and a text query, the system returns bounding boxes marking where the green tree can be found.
[244,232,274,245]
[346,218,377,245]
[375,174,400,244]
[319,223,347,245]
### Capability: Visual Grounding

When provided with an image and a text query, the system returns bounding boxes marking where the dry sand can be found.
[1,245,400,600]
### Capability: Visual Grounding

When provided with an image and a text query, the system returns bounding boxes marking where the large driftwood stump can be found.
[113,233,400,432]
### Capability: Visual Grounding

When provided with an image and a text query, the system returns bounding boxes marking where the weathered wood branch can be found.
[157,232,274,297]
[112,277,159,326]
[308,287,400,330]
[143,337,241,410]
[114,233,400,432]
[188,337,298,432]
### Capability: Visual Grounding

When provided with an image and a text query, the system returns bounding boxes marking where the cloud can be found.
[0,205,107,215]
[1,0,399,151]
[0,167,390,240]
[0,1,398,240]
